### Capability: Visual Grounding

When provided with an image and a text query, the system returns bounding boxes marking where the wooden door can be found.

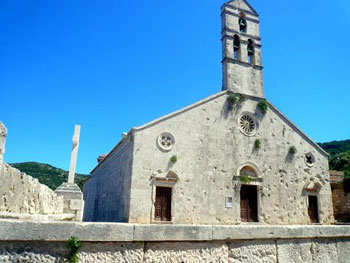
[155,187,172,221]
[308,196,319,223]
[240,185,258,222]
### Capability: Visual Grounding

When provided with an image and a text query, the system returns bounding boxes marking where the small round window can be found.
[157,132,175,152]
[239,114,257,136]
[305,152,315,167]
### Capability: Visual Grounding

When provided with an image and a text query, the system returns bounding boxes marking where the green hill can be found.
[10,162,89,190]
[318,140,350,177]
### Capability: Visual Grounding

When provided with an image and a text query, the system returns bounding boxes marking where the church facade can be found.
[83,0,334,225]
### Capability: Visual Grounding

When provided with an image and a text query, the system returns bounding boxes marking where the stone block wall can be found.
[0,163,65,217]
[330,171,350,222]
[128,92,333,225]
[83,135,134,222]
[0,221,350,263]
[0,122,68,220]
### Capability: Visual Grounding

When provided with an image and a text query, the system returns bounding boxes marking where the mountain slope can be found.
[10,162,89,190]
[318,139,350,177]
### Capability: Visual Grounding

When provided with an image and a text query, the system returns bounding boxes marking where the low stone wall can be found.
[330,171,350,222]
[0,121,70,220]
[0,163,65,216]
[0,220,350,262]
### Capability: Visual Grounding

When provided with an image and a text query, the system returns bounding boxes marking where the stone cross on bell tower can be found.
[55,125,84,221]
[221,0,264,97]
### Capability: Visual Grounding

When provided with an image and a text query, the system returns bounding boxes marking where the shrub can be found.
[240,175,253,184]
[254,139,261,149]
[67,236,81,263]
[227,93,239,111]
[227,92,246,111]
[257,99,269,115]
[170,155,178,164]
[289,146,297,155]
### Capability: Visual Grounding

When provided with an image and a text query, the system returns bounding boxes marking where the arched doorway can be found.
[239,166,258,222]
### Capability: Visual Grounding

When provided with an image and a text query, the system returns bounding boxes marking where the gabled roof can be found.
[91,91,329,174]
[133,91,227,131]
[134,91,328,157]
[225,0,259,16]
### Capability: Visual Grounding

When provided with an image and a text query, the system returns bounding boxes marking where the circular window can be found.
[157,132,175,152]
[239,114,257,136]
[305,152,315,167]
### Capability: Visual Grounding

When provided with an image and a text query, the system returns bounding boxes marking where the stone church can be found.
[83,0,334,225]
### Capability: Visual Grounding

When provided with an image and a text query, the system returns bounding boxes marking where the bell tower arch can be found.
[221,0,264,97]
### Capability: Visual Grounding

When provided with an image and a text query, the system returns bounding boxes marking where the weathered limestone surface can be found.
[330,171,350,222]
[228,240,276,263]
[83,135,134,222]
[0,241,144,263]
[0,220,134,242]
[221,1,264,97]
[128,93,333,225]
[134,224,213,241]
[277,239,312,263]
[337,239,350,263]
[144,241,228,263]
[0,222,350,262]
[312,239,339,263]
[0,163,64,215]
[0,121,66,219]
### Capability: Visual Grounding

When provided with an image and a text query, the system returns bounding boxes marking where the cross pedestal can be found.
[55,125,84,221]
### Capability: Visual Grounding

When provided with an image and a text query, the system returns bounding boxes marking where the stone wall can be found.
[330,171,350,222]
[83,135,134,222]
[0,163,65,217]
[128,92,333,225]
[0,221,350,262]
[0,122,68,220]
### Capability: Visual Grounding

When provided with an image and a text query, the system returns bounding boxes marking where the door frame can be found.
[233,162,264,224]
[240,184,259,223]
[306,191,321,224]
[150,174,177,224]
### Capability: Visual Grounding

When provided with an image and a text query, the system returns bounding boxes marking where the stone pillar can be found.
[55,125,84,221]
[0,122,8,164]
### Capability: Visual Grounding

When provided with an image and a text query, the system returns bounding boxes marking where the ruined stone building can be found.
[330,171,350,223]
[83,0,334,225]
[0,122,84,222]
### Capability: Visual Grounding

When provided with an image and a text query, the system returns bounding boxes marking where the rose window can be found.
[305,152,315,167]
[161,136,172,148]
[239,115,256,135]
[157,132,175,151]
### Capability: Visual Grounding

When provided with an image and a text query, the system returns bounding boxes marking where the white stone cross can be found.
[68,125,81,184]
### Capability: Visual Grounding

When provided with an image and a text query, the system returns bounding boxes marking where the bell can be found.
[239,19,246,26]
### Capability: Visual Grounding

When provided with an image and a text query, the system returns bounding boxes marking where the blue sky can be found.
[1,0,349,174]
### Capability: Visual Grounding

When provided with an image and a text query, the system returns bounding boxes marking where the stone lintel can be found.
[1,220,350,242]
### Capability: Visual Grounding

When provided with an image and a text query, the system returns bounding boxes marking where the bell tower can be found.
[221,0,264,98]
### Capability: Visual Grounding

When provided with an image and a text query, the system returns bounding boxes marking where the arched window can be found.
[239,12,247,33]
[247,39,255,65]
[233,35,241,60]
